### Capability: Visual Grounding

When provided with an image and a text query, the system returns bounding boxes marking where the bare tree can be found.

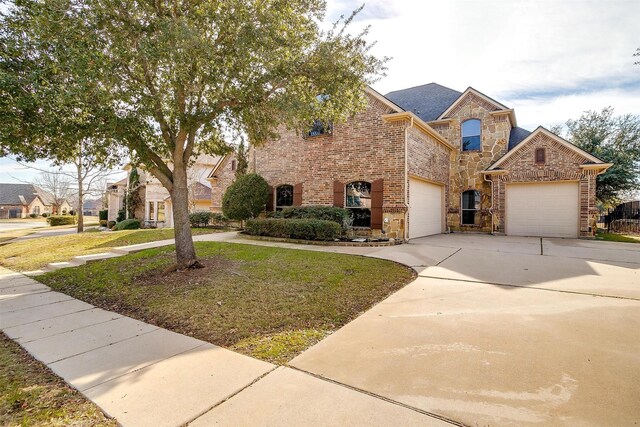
[31,171,73,214]
[17,146,119,232]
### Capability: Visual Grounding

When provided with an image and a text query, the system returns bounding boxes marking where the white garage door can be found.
[409,178,443,238]
[506,182,579,238]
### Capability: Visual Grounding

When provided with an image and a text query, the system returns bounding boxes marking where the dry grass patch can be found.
[38,242,415,363]
[0,333,115,426]
[0,228,223,271]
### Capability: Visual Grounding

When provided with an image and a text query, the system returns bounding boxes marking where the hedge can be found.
[99,209,108,221]
[269,206,349,226]
[189,211,230,228]
[47,215,76,226]
[245,218,341,241]
[113,219,141,230]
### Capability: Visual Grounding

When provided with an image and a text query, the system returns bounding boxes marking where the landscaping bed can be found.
[37,242,416,364]
[0,228,224,271]
[0,333,115,426]
[239,233,402,247]
[595,231,640,243]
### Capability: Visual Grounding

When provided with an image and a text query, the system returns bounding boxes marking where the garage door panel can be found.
[506,182,579,238]
[409,179,443,238]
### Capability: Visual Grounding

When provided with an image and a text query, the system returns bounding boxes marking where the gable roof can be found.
[0,183,43,206]
[438,87,510,120]
[488,126,607,170]
[385,83,462,122]
[192,182,212,200]
[508,126,532,151]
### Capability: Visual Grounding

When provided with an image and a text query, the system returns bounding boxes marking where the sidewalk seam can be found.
[184,366,279,426]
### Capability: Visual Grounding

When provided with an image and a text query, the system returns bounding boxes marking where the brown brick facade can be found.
[486,132,600,237]
[209,155,237,212]
[249,92,451,239]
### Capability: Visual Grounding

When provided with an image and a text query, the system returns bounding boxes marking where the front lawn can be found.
[0,228,223,271]
[0,333,115,426]
[38,242,415,363]
[596,232,640,244]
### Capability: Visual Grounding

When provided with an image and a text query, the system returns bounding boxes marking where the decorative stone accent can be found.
[430,93,512,232]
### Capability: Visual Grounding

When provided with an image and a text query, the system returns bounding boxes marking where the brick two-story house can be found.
[250,84,611,239]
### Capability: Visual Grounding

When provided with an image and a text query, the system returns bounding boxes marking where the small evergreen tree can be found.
[222,173,269,222]
[126,167,143,219]
[235,141,249,179]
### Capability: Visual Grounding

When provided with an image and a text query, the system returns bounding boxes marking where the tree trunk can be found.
[76,163,84,233]
[170,163,200,269]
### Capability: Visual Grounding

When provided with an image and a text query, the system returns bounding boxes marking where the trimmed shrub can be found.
[107,220,116,229]
[29,213,37,218]
[47,215,77,226]
[99,220,108,226]
[189,211,212,228]
[222,173,269,221]
[245,218,341,241]
[211,213,230,227]
[99,210,108,221]
[270,206,349,226]
[41,213,48,218]
[113,219,141,230]
[116,209,126,222]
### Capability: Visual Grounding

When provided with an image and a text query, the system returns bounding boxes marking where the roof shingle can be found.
[385,83,463,122]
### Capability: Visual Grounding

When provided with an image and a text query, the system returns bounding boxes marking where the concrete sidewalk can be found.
[0,266,454,426]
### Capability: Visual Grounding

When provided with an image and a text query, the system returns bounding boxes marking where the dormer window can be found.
[461,119,481,151]
[535,148,546,164]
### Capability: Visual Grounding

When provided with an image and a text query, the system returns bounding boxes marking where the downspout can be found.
[484,172,495,234]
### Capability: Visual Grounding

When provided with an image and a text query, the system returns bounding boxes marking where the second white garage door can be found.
[506,182,579,238]
[408,178,443,238]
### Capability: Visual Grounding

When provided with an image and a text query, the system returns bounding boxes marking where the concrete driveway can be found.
[290,234,640,426]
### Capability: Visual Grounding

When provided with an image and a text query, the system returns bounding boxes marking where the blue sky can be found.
[1,0,638,184]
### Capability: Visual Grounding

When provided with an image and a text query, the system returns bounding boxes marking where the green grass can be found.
[38,242,415,363]
[0,333,116,427]
[595,232,640,243]
[0,228,223,271]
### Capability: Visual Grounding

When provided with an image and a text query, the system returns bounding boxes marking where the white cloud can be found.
[328,0,640,126]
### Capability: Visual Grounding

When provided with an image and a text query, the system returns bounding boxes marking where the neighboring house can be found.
[250,84,611,239]
[83,198,103,216]
[0,183,71,218]
[107,155,225,227]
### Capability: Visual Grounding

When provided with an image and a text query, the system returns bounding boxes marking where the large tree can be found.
[561,107,640,204]
[1,0,385,269]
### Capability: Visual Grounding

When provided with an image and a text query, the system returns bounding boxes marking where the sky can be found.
[1,0,639,186]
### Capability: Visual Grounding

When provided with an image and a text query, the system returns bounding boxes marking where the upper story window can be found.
[275,185,294,210]
[535,148,546,164]
[346,181,371,227]
[461,119,481,151]
[306,119,332,137]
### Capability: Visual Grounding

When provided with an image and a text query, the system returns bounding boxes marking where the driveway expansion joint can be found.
[419,275,640,301]
[286,365,468,427]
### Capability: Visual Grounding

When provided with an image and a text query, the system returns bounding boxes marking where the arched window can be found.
[275,184,293,210]
[346,181,372,227]
[461,190,481,225]
[461,119,481,151]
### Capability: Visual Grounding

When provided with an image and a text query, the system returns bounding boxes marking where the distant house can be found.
[106,154,235,227]
[0,183,71,218]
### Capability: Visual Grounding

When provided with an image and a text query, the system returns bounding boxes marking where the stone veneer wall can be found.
[431,92,512,232]
[251,93,412,238]
[209,155,237,212]
[487,132,599,237]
